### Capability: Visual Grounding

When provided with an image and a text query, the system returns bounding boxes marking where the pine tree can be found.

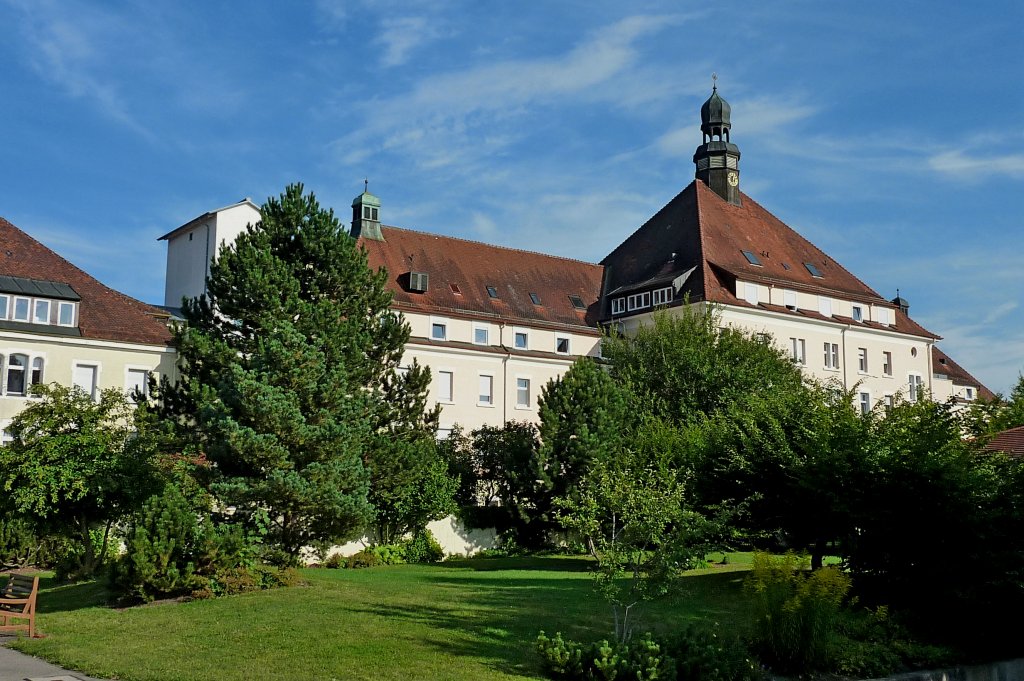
[166,184,433,561]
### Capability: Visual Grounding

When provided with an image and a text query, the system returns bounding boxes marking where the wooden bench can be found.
[0,573,39,638]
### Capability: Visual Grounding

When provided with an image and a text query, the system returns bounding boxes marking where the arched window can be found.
[31,357,44,390]
[6,354,27,396]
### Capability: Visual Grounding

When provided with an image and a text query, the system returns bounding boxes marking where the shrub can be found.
[403,529,444,564]
[744,552,851,673]
[536,631,674,681]
[370,543,407,565]
[324,553,345,569]
[345,549,381,569]
[663,622,763,681]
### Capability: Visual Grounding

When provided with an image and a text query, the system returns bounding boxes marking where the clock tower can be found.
[693,84,741,205]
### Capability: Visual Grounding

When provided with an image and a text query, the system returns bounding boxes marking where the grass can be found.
[11,555,753,681]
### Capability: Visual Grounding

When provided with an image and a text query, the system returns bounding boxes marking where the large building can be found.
[0,217,176,441]
[161,89,991,430]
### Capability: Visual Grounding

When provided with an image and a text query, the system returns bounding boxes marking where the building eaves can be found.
[157,198,260,241]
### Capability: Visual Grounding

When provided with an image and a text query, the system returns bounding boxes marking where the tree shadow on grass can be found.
[437,556,594,572]
[36,575,113,613]
[342,569,749,679]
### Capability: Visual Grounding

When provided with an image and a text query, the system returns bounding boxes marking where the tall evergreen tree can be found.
[165,184,434,561]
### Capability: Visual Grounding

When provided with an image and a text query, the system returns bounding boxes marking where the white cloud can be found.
[377,16,444,68]
[927,149,1024,179]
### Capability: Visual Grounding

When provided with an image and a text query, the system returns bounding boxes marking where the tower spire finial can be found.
[711,72,717,92]
[364,178,369,193]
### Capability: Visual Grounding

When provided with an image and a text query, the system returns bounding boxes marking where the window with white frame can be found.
[652,287,673,306]
[908,373,924,403]
[790,338,806,365]
[58,301,76,326]
[126,369,149,402]
[783,289,797,310]
[858,348,868,373]
[73,363,99,400]
[473,325,489,345]
[852,305,863,322]
[965,387,975,400]
[884,394,895,412]
[436,370,453,402]
[877,308,891,325]
[33,299,50,324]
[30,357,43,390]
[883,351,892,376]
[555,337,570,354]
[858,392,871,415]
[431,321,447,341]
[514,331,528,350]
[0,295,7,319]
[626,291,651,311]
[743,283,759,306]
[516,378,531,408]
[5,354,28,396]
[611,298,626,314]
[824,342,840,369]
[818,296,832,317]
[12,297,29,322]
[478,375,493,406]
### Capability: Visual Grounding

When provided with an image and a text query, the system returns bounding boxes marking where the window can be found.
[883,351,892,376]
[858,348,868,373]
[818,296,832,317]
[824,342,840,370]
[884,395,895,412]
[431,322,447,341]
[626,291,651,311]
[783,289,797,310]
[33,299,50,324]
[965,387,975,400]
[478,375,493,405]
[436,370,453,402]
[0,421,12,447]
[858,392,871,415]
[877,308,891,325]
[514,331,528,350]
[30,357,43,389]
[908,374,924,403]
[449,283,462,295]
[741,250,762,266]
[0,295,7,319]
[58,302,75,326]
[569,294,586,310]
[486,286,499,299]
[12,297,29,322]
[529,293,542,305]
[790,338,806,365]
[804,262,824,278]
[611,298,626,314]
[473,326,489,345]
[5,354,27,396]
[852,305,863,322]
[516,378,531,408]
[652,287,673,306]
[126,369,149,402]
[744,283,759,306]
[556,337,570,354]
[73,363,98,400]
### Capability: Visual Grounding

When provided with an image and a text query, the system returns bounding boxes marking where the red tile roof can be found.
[360,226,604,332]
[932,346,996,400]
[984,426,1024,457]
[0,217,172,346]
[601,181,939,339]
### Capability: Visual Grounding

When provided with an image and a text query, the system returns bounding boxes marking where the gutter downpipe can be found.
[841,324,849,390]
[499,322,510,423]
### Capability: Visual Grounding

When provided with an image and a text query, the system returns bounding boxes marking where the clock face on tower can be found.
[727,171,739,187]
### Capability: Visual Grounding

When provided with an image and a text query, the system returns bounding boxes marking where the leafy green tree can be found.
[966,373,1024,437]
[164,184,434,562]
[0,383,159,578]
[557,417,720,642]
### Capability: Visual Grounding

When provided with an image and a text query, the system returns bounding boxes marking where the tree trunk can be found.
[811,538,826,570]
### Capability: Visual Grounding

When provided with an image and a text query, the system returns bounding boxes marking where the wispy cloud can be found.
[377,16,445,67]
[927,149,1024,179]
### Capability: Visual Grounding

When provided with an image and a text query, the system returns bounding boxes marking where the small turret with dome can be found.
[693,76,742,205]
[351,180,384,241]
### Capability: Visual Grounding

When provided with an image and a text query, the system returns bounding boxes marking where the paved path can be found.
[0,640,106,681]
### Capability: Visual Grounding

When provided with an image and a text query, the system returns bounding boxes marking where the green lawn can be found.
[11,556,753,681]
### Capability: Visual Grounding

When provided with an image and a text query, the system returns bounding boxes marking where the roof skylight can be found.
[568,294,586,310]
[741,250,762,266]
[486,286,499,299]
[529,293,541,305]
[449,283,462,295]
[804,262,824,278]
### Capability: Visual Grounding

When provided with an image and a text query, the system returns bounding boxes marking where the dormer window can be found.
[0,277,81,329]
[852,305,863,322]
[12,297,29,321]
[33,300,50,324]
[611,298,626,314]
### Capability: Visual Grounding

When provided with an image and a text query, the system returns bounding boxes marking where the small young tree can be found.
[0,383,159,578]
[557,417,720,643]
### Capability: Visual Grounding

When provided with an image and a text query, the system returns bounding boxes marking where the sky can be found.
[0,0,1022,394]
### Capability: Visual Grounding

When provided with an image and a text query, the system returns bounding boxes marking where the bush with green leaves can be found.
[403,529,444,564]
[663,622,763,681]
[744,552,851,673]
[536,631,674,681]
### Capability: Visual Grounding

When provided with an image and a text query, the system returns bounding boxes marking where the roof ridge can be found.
[600,182,696,264]
[378,224,602,268]
[735,191,884,300]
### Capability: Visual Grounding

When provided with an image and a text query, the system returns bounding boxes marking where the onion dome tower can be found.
[693,81,742,205]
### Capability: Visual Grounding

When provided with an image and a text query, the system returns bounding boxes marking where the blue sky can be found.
[1,1,1022,394]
